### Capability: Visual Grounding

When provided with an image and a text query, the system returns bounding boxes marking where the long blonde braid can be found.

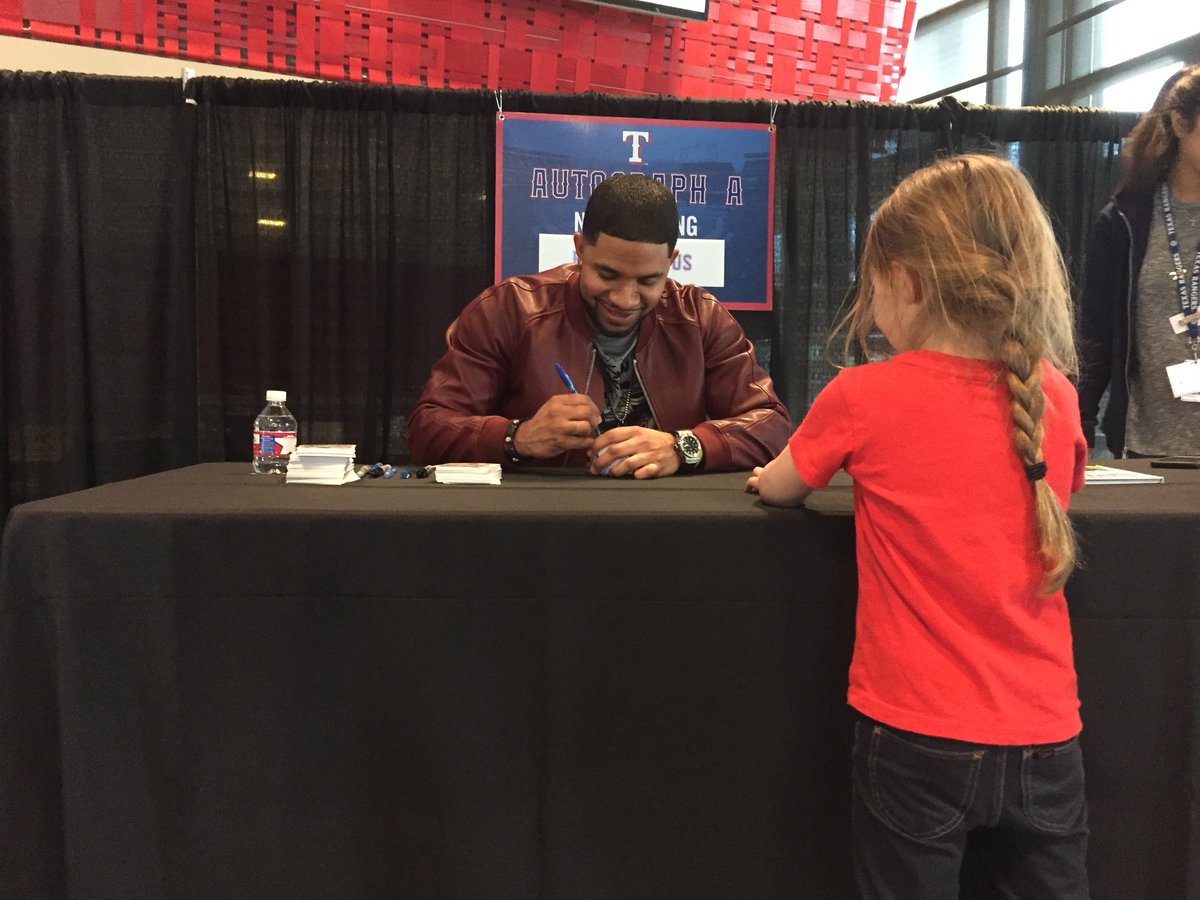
[837,153,1079,595]
[1001,336,1076,594]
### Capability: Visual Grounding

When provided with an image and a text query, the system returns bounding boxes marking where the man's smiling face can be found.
[574,231,678,338]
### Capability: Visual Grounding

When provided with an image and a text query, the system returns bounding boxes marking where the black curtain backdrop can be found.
[0,73,196,522]
[950,101,1131,305]
[0,71,1139,524]
[193,80,495,465]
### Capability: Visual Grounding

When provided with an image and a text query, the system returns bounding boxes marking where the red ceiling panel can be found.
[0,0,916,102]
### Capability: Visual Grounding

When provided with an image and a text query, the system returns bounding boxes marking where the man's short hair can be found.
[581,174,679,253]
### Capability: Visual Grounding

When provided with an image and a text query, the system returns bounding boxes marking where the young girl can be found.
[748,154,1089,898]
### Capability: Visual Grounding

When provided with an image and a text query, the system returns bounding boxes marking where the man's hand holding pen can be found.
[512,393,603,458]
[539,362,680,478]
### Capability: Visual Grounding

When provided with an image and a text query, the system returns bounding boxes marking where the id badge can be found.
[1166,359,1200,401]
[1171,311,1200,334]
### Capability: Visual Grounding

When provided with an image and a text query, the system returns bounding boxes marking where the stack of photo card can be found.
[432,462,502,485]
[286,444,359,485]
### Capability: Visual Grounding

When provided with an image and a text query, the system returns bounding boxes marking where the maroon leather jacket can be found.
[407,265,792,471]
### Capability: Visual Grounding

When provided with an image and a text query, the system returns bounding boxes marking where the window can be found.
[1098,60,1190,112]
[900,0,1023,105]
[900,1,990,103]
[899,0,1200,110]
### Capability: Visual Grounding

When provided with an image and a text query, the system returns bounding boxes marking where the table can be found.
[1,462,1197,898]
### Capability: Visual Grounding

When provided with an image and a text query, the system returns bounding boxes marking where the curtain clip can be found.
[494,89,504,121]
[182,67,197,106]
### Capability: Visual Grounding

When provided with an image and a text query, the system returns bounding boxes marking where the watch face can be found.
[677,431,702,463]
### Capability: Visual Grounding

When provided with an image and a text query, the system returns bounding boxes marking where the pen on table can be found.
[389,464,431,479]
[355,463,393,479]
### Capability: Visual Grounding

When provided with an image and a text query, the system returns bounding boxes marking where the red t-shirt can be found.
[790,351,1088,745]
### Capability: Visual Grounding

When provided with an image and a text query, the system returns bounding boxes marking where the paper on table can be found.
[1083,464,1164,485]
[285,465,360,485]
[432,463,502,485]
[286,444,359,485]
[292,443,357,457]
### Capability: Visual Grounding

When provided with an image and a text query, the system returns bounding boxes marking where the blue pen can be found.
[391,464,431,479]
[355,462,393,479]
[554,363,577,394]
[555,363,606,441]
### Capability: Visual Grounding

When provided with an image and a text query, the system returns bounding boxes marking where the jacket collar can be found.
[1111,187,1155,230]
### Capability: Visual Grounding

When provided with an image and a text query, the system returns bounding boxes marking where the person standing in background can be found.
[1078,64,1200,458]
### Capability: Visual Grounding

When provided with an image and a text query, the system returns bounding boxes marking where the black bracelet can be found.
[504,419,524,464]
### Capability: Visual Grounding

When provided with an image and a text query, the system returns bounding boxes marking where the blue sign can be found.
[496,113,775,310]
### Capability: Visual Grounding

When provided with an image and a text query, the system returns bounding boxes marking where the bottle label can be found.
[254,430,297,457]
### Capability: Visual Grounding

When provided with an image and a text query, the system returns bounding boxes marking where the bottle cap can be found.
[265,389,287,402]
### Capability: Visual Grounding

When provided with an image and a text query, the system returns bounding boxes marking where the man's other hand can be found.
[589,427,680,479]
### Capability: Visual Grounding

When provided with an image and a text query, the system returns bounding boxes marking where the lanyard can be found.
[1159,184,1200,355]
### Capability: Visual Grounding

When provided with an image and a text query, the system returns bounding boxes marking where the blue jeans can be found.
[851,716,1089,900]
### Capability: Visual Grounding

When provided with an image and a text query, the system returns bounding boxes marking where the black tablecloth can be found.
[1,462,1197,898]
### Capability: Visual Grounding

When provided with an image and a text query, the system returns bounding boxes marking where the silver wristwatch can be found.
[673,429,704,472]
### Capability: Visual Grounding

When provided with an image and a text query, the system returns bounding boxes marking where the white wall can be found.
[0,34,306,80]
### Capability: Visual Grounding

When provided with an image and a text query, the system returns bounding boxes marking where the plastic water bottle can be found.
[252,389,298,474]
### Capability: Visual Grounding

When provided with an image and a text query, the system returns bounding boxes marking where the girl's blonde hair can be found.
[841,153,1078,594]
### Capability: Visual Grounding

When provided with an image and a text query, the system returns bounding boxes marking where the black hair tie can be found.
[1025,461,1048,482]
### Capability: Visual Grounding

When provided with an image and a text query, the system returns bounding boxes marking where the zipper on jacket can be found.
[633,357,662,430]
[581,347,597,397]
[1117,207,1135,458]
[566,347,599,468]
